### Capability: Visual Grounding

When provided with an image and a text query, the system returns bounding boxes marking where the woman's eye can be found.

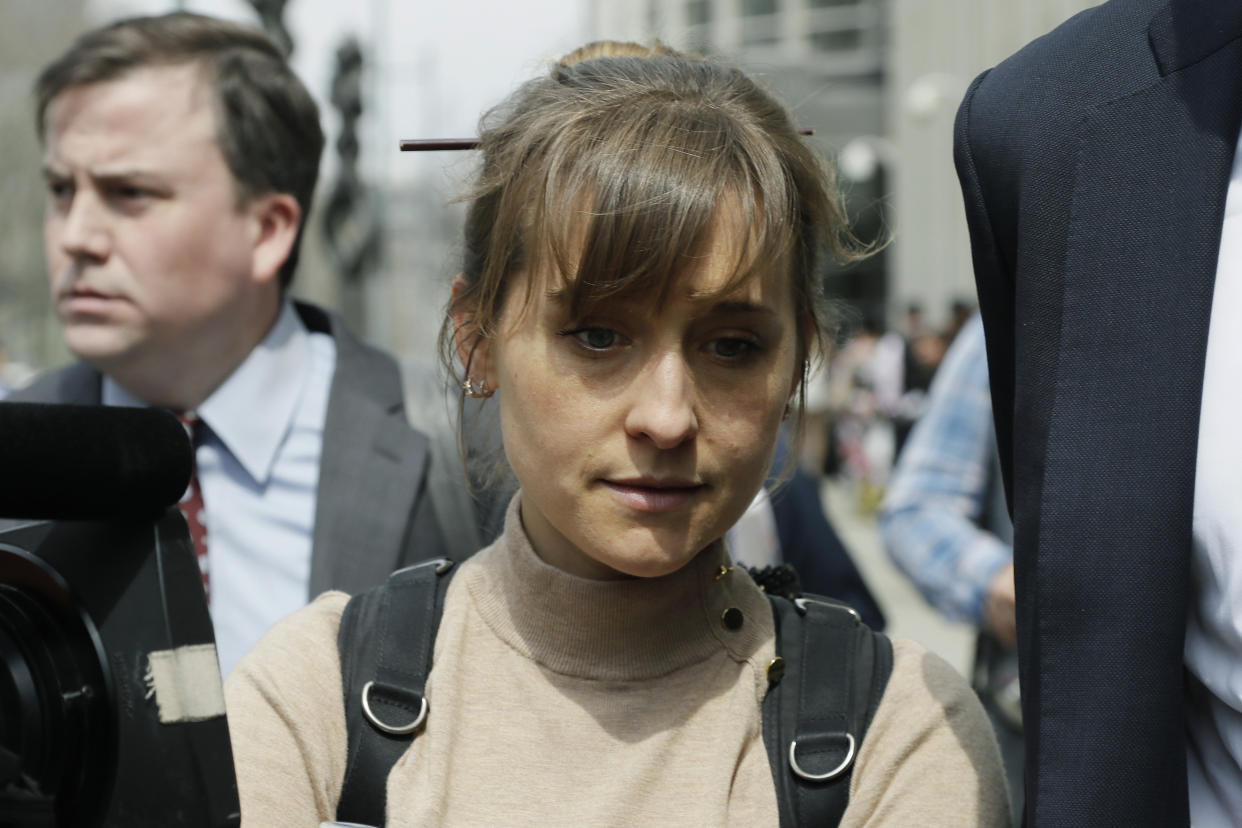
[708,337,758,359]
[568,327,619,351]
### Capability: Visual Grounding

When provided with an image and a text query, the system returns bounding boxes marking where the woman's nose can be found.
[624,351,699,450]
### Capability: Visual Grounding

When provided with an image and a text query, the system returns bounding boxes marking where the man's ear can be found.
[247,193,301,287]
[450,274,497,392]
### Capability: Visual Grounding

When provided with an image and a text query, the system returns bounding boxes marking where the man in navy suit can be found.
[955,1,1242,824]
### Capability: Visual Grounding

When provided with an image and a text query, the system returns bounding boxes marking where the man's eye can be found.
[46,180,73,200]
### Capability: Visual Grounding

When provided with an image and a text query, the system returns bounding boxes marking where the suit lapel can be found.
[308,308,429,597]
[1033,16,1242,817]
[1148,0,1242,77]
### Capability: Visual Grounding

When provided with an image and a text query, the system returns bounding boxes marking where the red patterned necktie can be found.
[175,412,210,601]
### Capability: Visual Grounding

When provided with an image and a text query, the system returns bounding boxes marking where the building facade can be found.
[590,0,891,325]
[586,0,1100,332]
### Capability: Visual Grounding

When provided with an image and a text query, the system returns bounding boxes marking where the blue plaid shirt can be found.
[879,314,1012,625]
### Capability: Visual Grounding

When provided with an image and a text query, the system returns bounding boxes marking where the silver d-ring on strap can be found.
[361,681,428,735]
[788,734,857,782]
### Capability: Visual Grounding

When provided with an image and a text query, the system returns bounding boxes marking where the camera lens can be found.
[0,547,111,827]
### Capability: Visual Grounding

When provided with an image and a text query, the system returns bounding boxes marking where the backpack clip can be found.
[794,595,861,624]
[788,732,857,782]
[392,556,455,577]
[361,680,428,735]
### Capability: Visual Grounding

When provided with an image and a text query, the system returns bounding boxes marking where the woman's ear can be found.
[789,311,816,400]
[787,369,803,404]
[451,274,496,393]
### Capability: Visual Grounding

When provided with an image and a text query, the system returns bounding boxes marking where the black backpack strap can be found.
[335,557,456,826]
[763,594,894,827]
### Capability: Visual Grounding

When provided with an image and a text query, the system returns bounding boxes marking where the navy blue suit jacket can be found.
[955,1,1242,824]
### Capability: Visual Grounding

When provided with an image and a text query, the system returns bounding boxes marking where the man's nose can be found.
[57,193,111,262]
[624,351,699,450]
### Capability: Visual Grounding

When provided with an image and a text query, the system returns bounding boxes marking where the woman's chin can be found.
[586,534,718,580]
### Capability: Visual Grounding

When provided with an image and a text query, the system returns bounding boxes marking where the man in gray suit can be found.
[13,12,480,674]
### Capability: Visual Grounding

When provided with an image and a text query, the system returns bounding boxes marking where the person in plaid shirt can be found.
[878,312,1020,820]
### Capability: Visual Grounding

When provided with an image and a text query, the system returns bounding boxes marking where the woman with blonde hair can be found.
[226,42,1009,826]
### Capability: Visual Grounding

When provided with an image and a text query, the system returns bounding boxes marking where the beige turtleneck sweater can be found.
[226,499,1009,826]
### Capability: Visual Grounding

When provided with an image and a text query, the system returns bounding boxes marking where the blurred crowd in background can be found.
[804,298,975,510]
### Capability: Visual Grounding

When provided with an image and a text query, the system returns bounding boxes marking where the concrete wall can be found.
[887,0,1100,326]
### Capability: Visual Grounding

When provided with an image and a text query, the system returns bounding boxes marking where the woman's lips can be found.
[602,480,706,513]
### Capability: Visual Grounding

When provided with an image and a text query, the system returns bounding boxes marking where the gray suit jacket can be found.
[8,301,480,597]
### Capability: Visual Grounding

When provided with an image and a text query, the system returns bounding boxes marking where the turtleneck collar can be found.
[463,494,773,682]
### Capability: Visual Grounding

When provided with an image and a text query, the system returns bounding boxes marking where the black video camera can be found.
[0,403,240,827]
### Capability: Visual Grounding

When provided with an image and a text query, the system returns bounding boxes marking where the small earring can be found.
[781,401,792,421]
[463,376,495,398]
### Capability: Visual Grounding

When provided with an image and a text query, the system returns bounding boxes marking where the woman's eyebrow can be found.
[540,290,778,318]
[706,300,778,317]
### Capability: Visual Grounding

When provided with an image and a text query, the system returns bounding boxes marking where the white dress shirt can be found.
[1187,126,1242,827]
[105,302,335,676]
[726,487,781,572]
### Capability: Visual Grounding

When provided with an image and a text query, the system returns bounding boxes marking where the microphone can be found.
[0,403,192,520]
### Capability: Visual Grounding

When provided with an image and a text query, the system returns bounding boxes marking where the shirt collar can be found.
[103,302,314,486]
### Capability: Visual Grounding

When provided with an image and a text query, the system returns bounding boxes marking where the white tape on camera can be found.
[143,644,226,723]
